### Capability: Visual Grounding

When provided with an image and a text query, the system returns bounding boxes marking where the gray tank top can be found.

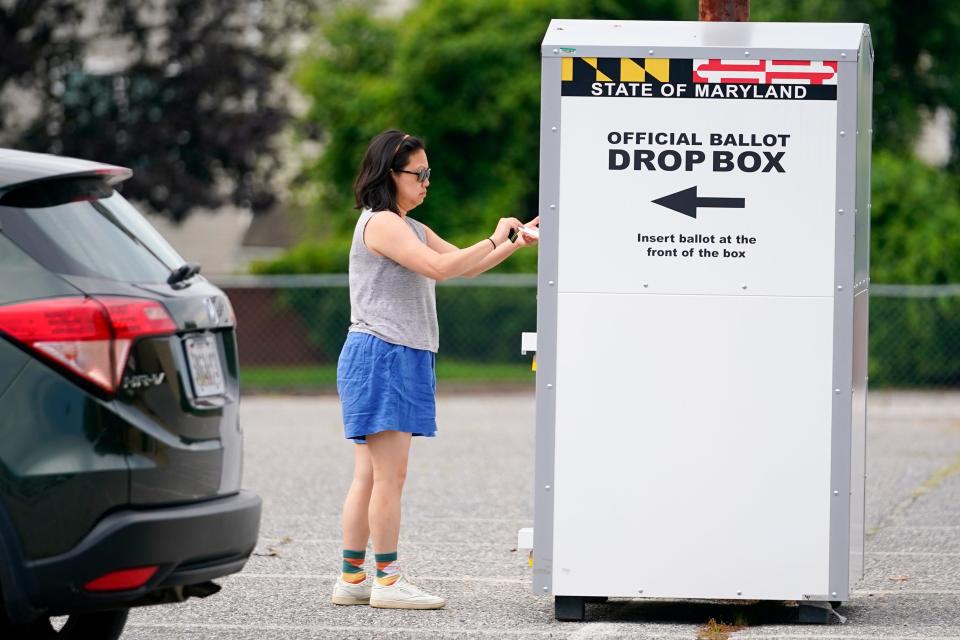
[347,209,439,352]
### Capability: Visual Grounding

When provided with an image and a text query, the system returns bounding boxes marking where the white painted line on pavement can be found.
[735,636,960,640]
[123,622,960,640]
[852,589,960,595]
[229,573,960,593]
[882,524,960,531]
[258,536,509,548]
[231,573,528,584]
[125,623,558,636]
[125,622,698,639]
[567,622,681,639]
[866,550,960,557]
[266,515,532,524]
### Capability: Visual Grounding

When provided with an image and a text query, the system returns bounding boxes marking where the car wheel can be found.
[3,610,129,640]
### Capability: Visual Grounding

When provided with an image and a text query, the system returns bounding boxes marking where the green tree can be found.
[294,0,692,243]
[752,0,960,159]
[753,0,960,288]
[752,1,960,387]
[868,150,960,387]
[283,0,960,282]
[870,150,960,284]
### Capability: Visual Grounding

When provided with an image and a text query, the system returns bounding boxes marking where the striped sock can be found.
[341,549,366,584]
[375,551,400,586]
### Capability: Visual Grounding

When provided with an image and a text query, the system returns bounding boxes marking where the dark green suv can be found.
[0,149,261,638]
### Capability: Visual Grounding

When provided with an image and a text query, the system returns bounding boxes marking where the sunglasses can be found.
[396,167,431,183]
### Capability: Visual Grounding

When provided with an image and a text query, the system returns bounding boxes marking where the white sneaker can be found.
[369,575,445,609]
[331,576,372,605]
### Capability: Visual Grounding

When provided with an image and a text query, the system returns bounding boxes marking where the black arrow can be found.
[652,186,745,219]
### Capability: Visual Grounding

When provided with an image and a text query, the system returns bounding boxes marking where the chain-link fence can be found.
[870,284,960,388]
[216,275,960,389]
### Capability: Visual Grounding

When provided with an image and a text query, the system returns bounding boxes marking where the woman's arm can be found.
[364,211,519,281]
[437,216,539,278]
[460,239,521,277]
[422,225,460,254]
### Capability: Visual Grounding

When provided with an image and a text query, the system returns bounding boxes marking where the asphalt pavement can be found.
[123,390,960,639]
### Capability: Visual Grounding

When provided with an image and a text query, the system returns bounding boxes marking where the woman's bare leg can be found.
[362,430,444,608]
[341,443,374,552]
[365,431,412,554]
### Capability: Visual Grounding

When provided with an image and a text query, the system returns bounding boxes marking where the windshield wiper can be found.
[167,262,202,287]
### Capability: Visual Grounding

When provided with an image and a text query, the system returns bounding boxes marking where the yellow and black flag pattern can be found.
[561,57,691,97]
[561,57,670,84]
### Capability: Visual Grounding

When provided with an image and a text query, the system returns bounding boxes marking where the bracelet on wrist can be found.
[487,237,497,249]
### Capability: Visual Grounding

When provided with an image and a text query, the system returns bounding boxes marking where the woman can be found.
[331,130,538,609]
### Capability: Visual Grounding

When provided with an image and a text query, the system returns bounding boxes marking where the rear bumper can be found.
[19,490,261,617]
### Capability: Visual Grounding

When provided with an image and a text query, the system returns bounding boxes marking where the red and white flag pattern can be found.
[693,59,838,85]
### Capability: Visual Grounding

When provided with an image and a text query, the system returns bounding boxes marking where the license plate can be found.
[185,334,225,397]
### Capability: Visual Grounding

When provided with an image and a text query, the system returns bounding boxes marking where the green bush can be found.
[870,151,960,284]
[268,282,960,386]
[870,296,960,388]
[436,286,536,361]
[261,1,960,387]
[252,236,352,274]
[276,287,351,362]
[252,233,537,275]
[262,0,690,275]
[274,285,536,364]
[865,151,960,387]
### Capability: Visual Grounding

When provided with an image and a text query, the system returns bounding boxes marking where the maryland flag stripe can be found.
[562,57,671,84]
[560,57,837,100]
[693,59,838,85]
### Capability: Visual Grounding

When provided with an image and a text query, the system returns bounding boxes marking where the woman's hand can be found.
[491,217,523,246]
[514,216,540,248]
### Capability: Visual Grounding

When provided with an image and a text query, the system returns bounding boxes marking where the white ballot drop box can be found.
[530,19,872,621]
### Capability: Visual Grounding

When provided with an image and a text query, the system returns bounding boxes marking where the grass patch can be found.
[696,618,747,640]
[435,360,534,382]
[241,365,338,389]
[241,360,534,392]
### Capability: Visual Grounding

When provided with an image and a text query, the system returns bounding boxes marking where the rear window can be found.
[0,232,79,304]
[0,178,186,283]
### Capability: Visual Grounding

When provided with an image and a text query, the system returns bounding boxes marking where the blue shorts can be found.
[336,331,437,443]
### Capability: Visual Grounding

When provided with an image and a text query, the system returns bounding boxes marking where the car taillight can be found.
[84,566,158,592]
[0,296,176,393]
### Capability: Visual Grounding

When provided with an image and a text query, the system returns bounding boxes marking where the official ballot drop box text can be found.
[532,20,873,605]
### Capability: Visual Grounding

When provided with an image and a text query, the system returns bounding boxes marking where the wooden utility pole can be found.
[699,0,749,21]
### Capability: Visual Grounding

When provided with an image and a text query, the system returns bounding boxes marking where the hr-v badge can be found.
[123,372,166,391]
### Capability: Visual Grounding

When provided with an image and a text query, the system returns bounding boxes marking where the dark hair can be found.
[354,129,425,214]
